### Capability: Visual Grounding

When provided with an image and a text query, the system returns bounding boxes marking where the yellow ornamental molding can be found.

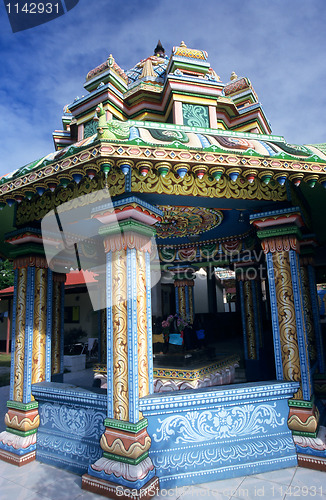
[13,267,27,402]
[173,44,208,60]
[287,414,319,434]
[1,140,326,202]
[272,251,303,400]
[32,268,47,385]
[131,169,286,202]
[112,249,129,421]
[137,251,149,400]
[104,232,153,253]
[15,173,125,226]
[100,435,151,458]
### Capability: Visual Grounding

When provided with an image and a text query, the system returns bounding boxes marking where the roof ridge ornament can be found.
[107,54,115,67]
[154,40,165,57]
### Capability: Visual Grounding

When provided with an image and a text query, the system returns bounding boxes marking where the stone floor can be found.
[0,460,325,499]
[1,365,326,498]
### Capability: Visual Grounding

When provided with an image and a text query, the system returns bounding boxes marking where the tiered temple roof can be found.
[53,41,272,150]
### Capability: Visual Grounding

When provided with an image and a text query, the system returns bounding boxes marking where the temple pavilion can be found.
[0,40,326,499]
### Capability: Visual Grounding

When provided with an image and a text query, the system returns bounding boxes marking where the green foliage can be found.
[0,260,14,290]
[0,353,10,387]
[0,353,11,367]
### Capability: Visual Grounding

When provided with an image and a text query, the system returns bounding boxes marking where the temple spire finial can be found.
[154,40,165,57]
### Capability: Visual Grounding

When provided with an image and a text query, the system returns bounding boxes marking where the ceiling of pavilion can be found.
[153,203,277,247]
[156,206,223,239]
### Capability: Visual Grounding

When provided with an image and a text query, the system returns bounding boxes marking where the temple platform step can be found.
[294,425,326,472]
[234,367,247,383]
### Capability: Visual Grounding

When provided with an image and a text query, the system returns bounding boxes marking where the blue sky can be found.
[1,0,326,177]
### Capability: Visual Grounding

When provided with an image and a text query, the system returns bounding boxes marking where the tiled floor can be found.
[1,368,326,499]
[0,461,325,500]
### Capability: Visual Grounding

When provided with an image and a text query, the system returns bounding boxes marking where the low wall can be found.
[32,382,106,474]
[140,380,299,489]
[31,380,299,487]
[64,354,86,372]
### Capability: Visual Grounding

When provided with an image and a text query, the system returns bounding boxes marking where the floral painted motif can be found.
[213,409,233,438]
[153,437,294,470]
[152,403,284,443]
[182,104,210,128]
[40,403,105,438]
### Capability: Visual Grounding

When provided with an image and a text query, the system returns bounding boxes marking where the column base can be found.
[0,401,39,466]
[294,425,326,471]
[0,430,37,457]
[82,473,159,499]
[288,398,319,437]
[0,448,36,466]
[297,454,326,472]
[85,418,159,497]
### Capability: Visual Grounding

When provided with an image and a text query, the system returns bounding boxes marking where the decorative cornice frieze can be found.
[260,234,299,254]
[13,255,48,269]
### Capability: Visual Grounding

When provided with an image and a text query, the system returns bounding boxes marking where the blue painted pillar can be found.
[299,256,318,369]
[82,198,162,499]
[251,208,320,441]
[0,256,51,466]
[299,245,325,375]
[308,263,325,374]
[237,265,263,381]
[173,268,195,323]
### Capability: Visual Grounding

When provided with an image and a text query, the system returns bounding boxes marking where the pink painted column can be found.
[77,124,84,141]
[173,101,183,125]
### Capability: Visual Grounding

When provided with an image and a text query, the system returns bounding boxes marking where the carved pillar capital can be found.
[251,208,304,254]
[13,255,48,269]
[260,234,300,254]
